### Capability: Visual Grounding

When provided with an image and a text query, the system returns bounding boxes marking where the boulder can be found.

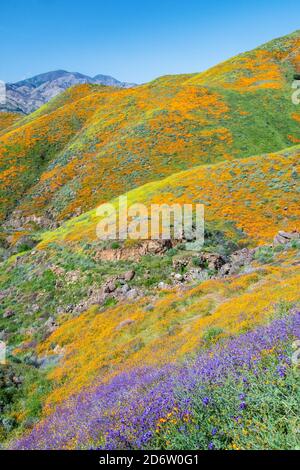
[197,253,226,271]
[125,289,138,300]
[229,248,255,269]
[219,263,231,277]
[123,270,135,282]
[145,304,154,312]
[104,281,117,293]
[157,281,170,290]
[120,284,130,294]
[116,319,135,330]
[95,239,173,262]
[219,248,255,276]
[44,317,58,333]
[273,230,300,246]
[188,269,210,281]
[172,257,190,271]
[3,309,15,319]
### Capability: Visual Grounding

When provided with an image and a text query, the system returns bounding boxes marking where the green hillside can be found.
[0,31,299,228]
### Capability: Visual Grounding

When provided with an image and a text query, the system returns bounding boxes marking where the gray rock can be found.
[3,310,15,319]
[273,230,300,246]
[219,248,255,276]
[120,284,130,294]
[157,282,169,290]
[219,263,231,276]
[44,317,58,333]
[197,253,226,271]
[188,269,210,281]
[31,304,40,313]
[123,270,136,282]
[116,319,135,330]
[104,281,117,293]
[145,304,154,312]
[38,354,63,369]
[125,289,138,299]
[172,258,190,271]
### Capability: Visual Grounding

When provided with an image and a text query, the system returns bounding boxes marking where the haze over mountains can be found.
[0,70,135,114]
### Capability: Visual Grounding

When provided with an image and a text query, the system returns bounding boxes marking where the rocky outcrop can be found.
[123,270,136,282]
[5,213,54,230]
[71,270,139,314]
[94,240,173,262]
[170,248,256,284]
[273,230,300,246]
[197,253,227,271]
[9,235,39,254]
[44,317,58,334]
[116,319,135,330]
[219,248,255,276]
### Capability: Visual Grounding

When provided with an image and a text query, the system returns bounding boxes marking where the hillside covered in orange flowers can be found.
[0,30,299,450]
[0,30,299,227]
[38,144,300,249]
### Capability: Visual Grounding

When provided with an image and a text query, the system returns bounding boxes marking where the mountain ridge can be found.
[1,30,300,228]
[0,70,136,114]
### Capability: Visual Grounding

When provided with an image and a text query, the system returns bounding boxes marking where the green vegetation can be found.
[0,30,299,449]
[151,351,300,450]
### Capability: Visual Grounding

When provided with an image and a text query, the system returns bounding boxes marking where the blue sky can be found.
[1,0,299,84]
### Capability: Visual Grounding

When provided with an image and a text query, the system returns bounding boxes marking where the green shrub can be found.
[203,326,224,344]
[254,246,274,264]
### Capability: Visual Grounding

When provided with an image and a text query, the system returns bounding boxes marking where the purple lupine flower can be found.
[276,366,286,377]
[11,311,300,450]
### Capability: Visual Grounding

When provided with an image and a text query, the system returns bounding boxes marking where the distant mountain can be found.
[0,70,135,114]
